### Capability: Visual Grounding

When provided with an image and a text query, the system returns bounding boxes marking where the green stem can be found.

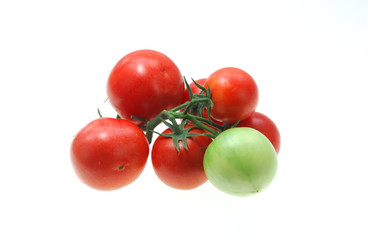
[144,93,219,143]
[145,110,171,143]
[169,116,182,134]
[170,98,211,112]
[172,112,219,138]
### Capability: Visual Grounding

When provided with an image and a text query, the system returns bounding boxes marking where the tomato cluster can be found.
[70,49,281,197]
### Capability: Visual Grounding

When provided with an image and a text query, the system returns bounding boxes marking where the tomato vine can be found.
[139,78,232,150]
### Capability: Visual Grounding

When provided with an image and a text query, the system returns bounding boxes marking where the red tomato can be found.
[237,112,281,154]
[70,118,149,191]
[206,67,259,123]
[107,49,184,125]
[151,127,212,190]
[183,78,207,102]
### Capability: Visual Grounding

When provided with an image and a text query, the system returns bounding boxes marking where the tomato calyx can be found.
[154,120,207,153]
[146,110,219,154]
[182,77,213,116]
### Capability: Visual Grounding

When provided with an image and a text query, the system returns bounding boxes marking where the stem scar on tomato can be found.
[118,163,129,171]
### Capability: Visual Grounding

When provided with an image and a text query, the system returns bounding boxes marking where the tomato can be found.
[70,118,149,191]
[183,78,207,102]
[203,127,278,196]
[151,127,212,190]
[236,112,281,154]
[107,49,184,125]
[206,67,259,123]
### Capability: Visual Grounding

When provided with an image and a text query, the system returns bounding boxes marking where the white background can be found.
[1,0,367,239]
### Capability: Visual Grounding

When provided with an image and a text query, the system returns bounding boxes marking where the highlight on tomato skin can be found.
[106,49,185,125]
[206,67,259,123]
[70,118,149,191]
[236,112,281,154]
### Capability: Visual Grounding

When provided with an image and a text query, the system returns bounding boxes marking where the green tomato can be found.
[203,127,278,196]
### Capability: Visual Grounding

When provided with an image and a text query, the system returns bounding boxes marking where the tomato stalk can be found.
[171,112,219,138]
[143,78,225,145]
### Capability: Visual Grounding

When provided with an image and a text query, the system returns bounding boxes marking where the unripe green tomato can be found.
[203,127,278,196]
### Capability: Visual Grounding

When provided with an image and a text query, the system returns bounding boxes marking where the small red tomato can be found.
[107,49,184,125]
[206,67,259,123]
[237,112,281,154]
[70,118,149,190]
[151,127,212,190]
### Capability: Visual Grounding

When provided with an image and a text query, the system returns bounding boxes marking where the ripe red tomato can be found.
[183,78,207,102]
[107,49,184,125]
[206,67,259,123]
[70,118,149,191]
[236,112,281,154]
[151,127,212,190]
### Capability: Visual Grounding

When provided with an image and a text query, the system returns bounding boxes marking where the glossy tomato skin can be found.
[70,118,149,191]
[237,112,281,154]
[151,127,212,190]
[204,128,277,197]
[107,50,184,125]
[206,67,259,123]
